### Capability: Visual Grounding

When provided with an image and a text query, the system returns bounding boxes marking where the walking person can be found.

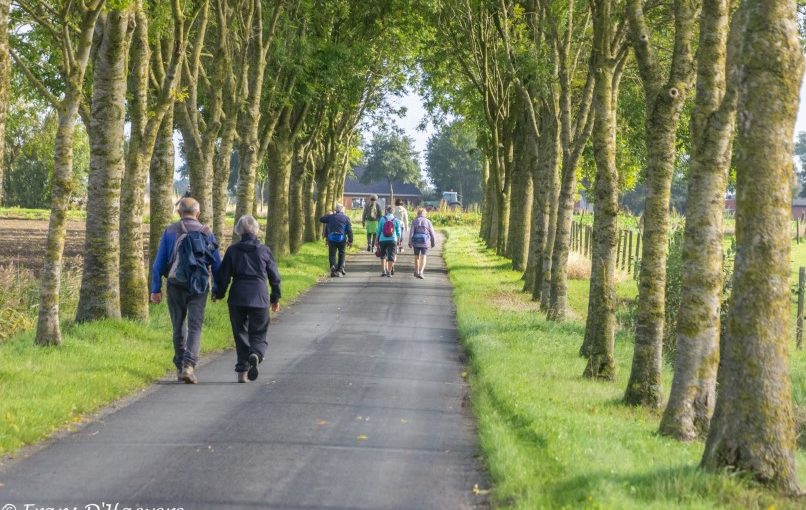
[214,215,282,383]
[362,194,382,252]
[320,204,354,277]
[393,198,409,253]
[150,197,222,384]
[409,208,436,279]
[376,205,402,277]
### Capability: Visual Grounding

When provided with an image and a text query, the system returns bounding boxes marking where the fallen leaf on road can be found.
[318,420,329,426]
[472,483,491,496]
[357,435,368,441]
[400,419,408,424]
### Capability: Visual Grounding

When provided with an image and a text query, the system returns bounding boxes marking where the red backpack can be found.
[382,217,395,237]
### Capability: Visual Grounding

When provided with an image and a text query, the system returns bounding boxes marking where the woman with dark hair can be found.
[214,215,282,383]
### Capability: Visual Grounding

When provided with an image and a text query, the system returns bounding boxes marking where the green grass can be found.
[0,240,332,457]
[443,226,806,509]
[0,206,87,221]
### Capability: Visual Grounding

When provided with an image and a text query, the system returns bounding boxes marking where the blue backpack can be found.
[411,223,430,244]
[167,223,217,294]
[327,231,346,243]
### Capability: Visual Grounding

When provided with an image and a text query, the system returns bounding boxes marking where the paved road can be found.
[0,236,487,510]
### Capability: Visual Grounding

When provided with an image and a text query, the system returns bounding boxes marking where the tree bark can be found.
[265,131,293,258]
[624,0,701,408]
[660,0,736,440]
[148,108,175,288]
[76,9,130,322]
[34,3,103,346]
[582,0,619,378]
[508,119,532,272]
[701,0,803,492]
[0,0,9,206]
[289,143,307,253]
[213,115,237,244]
[539,119,561,307]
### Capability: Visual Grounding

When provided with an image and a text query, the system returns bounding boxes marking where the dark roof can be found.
[343,166,421,197]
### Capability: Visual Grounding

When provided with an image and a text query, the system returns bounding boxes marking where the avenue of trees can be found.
[0,0,804,493]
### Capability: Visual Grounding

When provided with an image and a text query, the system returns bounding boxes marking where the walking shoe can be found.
[237,371,248,383]
[180,364,198,384]
[340,267,347,276]
[391,268,395,275]
[248,353,260,381]
[418,273,425,280]
[367,245,372,252]
[176,369,182,382]
[381,272,387,277]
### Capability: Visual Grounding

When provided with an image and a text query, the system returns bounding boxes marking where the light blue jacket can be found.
[376,214,402,242]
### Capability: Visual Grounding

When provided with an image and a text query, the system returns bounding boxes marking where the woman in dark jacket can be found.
[214,215,282,383]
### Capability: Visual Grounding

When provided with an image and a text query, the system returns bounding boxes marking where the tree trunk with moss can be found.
[76,10,129,322]
[531,107,558,302]
[33,3,103,346]
[265,131,293,258]
[289,144,307,254]
[660,0,736,440]
[700,0,803,491]
[624,0,700,408]
[0,0,9,206]
[303,162,318,242]
[522,129,542,293]
[120,1,183,320]
[148,109,175,288]
[496,135,513,256]
[539,120,561,307]
[508,124,533,272]
[213,116,237,244]
[582,0,619,378]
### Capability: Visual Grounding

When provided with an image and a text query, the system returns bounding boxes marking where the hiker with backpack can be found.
[376,205,402,277]
[150,197,222,384]
[409,208,436,279]
[213,215,282,383]
[320,204,354,277]
[362,194,383,252]
[393,198,409,254]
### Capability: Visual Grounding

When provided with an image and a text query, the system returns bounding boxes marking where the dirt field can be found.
[0,218,150,273]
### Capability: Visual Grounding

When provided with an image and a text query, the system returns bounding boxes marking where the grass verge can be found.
[0,240,331,457]
[443,226,806,509]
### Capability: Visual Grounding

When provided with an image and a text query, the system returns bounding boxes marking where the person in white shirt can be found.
[393,199,409,253]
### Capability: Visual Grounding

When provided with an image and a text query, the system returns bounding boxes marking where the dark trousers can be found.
[228,304,270,372]
[167,283,208,369]
[328,241,346,270]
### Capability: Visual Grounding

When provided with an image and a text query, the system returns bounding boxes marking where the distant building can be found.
[342,166,422,210]
[725,195,806,219]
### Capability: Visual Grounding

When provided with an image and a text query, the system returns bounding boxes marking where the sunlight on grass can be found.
[443,226,806,509]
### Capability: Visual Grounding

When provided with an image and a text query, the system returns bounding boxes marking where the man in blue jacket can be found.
[320,204,354,277]
[150,197,221,384]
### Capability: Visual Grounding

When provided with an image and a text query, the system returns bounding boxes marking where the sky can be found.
[796,76,806,137]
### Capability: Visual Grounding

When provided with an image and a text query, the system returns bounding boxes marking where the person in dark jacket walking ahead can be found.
[320,204,354,277]
[151,197,222,384]
[214,215,282,383]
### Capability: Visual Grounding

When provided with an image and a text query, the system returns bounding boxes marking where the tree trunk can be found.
[701,0,803,492]
[522,128,542,292]
[35,102,80,346]
[480,156,493,243]
[303,161,318,243]
[265,132,293,258]
[508,120,532,272]
[0,0,9,206]
[539,119,561,307]
[148,109,175,288]
[76,10,129,322]
[289,144,307,253]
[582,5,619,377]
[213,117,237,245]
[624,0,700,409]
[496,138,512,256]
[660,0,736,440]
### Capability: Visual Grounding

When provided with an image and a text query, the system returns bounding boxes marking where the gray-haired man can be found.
[150,197,221,384]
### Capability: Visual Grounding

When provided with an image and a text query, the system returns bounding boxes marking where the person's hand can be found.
[271,302,280,313]
[150,293,162,304]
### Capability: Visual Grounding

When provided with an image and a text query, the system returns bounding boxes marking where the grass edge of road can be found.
[442,225,806,509]
[0,239,336,458]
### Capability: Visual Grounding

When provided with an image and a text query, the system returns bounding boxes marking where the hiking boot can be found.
[248,353,260,381]
[237,371,248,383]
[180,364,197,384]
[339,267,347,276]
[330,267,339,277]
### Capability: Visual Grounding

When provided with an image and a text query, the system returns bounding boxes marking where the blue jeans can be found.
[167,283,208,368]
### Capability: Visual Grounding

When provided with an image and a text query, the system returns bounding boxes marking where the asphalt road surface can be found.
[0,236,488,510]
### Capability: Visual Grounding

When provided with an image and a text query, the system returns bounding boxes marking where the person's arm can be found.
[429,221,436,248]
[319,214,329,223]
[264,247,282,305]
[346,218,354,245]
[362,205,369,223]
[376,218,383,239]
[150,230,172,295]
[208,233,223,297]
[214,248,233,300]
